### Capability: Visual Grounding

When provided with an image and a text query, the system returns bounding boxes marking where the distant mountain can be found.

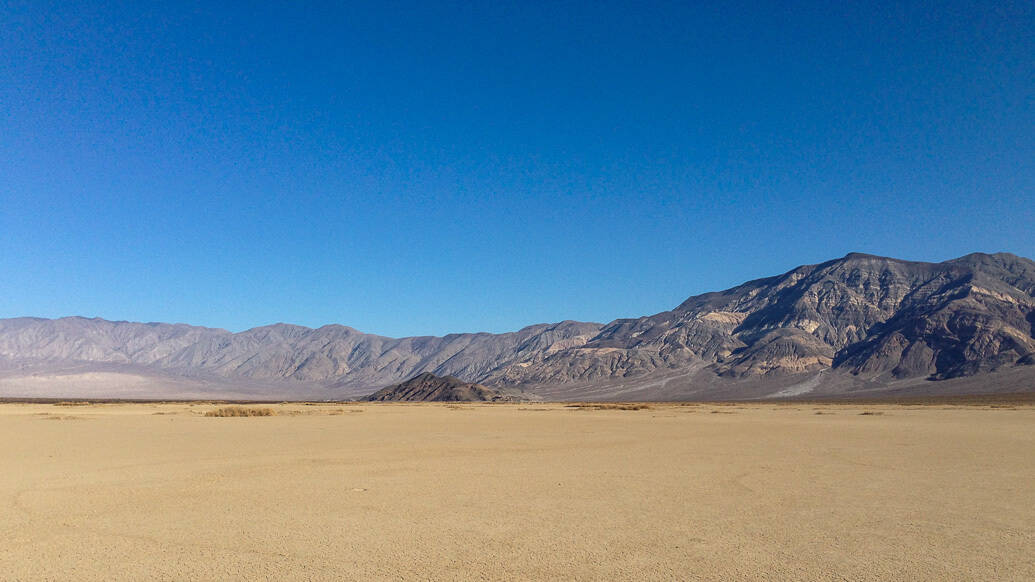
[1,252,1033,400]
[364,373,515,402]
[0,317,600,398]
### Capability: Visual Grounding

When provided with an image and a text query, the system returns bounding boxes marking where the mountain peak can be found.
[842,252,884,260]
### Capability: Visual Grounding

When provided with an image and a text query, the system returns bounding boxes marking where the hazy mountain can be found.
[364,372,515,402]
[1,252,1033,400]
[0,318,601,397]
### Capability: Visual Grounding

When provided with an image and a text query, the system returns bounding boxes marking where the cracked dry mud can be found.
[1,401,1032,581]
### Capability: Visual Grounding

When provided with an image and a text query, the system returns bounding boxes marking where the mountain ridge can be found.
[2,252,1033,400]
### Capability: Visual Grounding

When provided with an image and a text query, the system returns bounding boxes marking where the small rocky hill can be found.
[363,373,516,402]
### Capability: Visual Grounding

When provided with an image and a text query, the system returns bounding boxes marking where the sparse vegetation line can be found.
[204,406,275,417]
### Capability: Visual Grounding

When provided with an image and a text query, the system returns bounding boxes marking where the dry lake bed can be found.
[1,401,1032,581]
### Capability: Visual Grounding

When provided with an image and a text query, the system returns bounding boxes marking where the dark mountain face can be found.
[1,252,1033,400]
[487,252,1035,387]
[363,373,513,402]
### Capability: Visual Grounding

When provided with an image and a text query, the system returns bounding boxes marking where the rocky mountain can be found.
[1,252,1033,400]
[0,317,601,398]
[488,252,1035,385]
[364,373,515,402]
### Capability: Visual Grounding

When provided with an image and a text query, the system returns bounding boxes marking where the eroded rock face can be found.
[481,252,1035,384]
[1,252,1033,396]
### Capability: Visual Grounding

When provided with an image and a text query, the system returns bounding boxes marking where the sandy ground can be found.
[1,402,1032,581]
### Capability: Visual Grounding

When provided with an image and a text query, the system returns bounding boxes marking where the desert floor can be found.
[0,401,1032,581]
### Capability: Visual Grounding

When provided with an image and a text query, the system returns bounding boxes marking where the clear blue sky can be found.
[1,1,1032,337]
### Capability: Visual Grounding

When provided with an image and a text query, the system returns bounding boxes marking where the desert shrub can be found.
[204,406,275,417]
[566,403,651,411]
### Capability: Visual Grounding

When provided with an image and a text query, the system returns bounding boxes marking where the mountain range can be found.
[1,252,1033,400]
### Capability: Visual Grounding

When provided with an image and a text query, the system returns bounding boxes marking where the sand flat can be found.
[1,402,1033,581]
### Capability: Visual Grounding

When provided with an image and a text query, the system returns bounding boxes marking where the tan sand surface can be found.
[1,401,1033,581]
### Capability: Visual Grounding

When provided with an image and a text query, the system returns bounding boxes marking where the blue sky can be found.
[1,1,1032,337]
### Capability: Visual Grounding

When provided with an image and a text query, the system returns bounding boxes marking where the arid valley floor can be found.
[1,400,1033,581]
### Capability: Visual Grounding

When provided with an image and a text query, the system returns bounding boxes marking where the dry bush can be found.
[607,403,651,411]
[205,406,276,417]
[859,411,884,416]
[54,401,91,407]
[566,403,651,411]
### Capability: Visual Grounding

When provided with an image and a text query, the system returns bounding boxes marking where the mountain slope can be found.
[1,252,1033,400]
[0,318,601,393]
[483,252,1035,388]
